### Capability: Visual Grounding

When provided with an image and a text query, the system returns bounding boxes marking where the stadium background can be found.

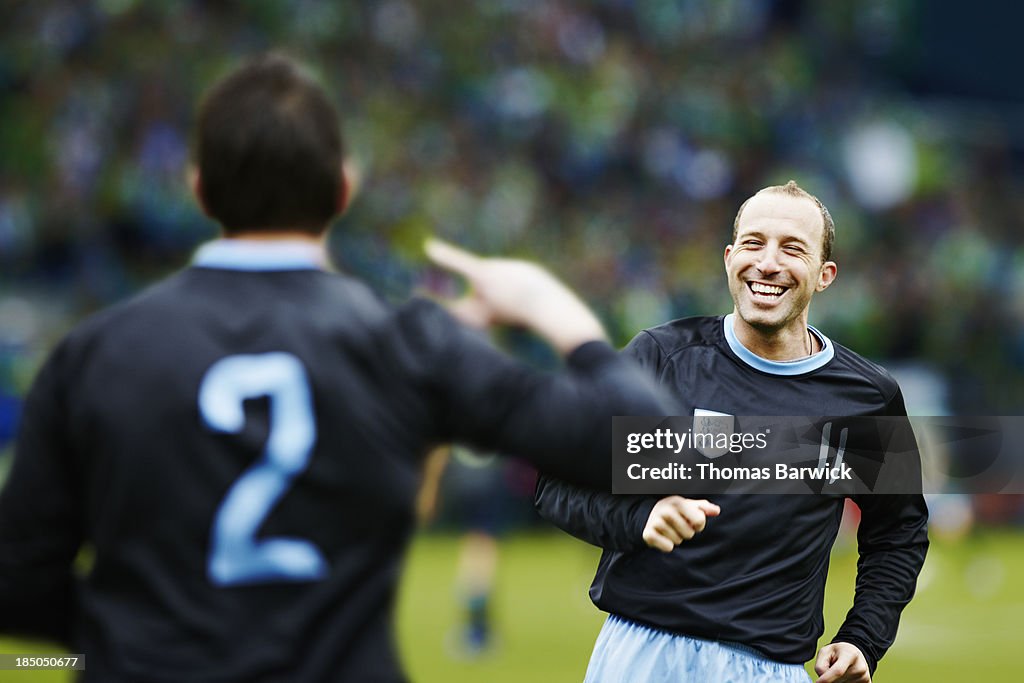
[0,1,1022,680]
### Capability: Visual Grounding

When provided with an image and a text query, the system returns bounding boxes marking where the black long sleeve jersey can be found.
[535,314,929,673]
[0,240,668,683]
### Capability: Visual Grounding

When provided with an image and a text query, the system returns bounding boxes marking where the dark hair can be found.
[196,53,343,235]
[732,180,835,262]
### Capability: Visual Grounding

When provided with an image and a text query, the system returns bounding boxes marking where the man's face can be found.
[724,192,836,335]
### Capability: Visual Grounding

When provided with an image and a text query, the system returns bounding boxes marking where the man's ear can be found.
[723,243,733,269]
[337,159,362,216]
[336,172,350,216]
[817,261,837,292]
[188,165,211,217]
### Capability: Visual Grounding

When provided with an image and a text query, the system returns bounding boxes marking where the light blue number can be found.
[199,352,327,586]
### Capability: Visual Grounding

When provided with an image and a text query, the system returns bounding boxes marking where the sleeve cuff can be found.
[566,340,618,371]
[629,497,659,550]
[831,636,878,674]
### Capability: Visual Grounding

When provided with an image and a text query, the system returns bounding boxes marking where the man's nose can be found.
[756,245,782,275]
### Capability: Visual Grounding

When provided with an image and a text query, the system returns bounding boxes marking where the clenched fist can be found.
[642,496,720,552]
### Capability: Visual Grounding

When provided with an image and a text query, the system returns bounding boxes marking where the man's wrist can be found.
[830,637,876,674]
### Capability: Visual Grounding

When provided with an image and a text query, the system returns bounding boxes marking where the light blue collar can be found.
[192,239,328,271]
[723,313,834,376]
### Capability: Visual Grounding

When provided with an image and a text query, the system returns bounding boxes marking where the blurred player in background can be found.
[536,182,929,683]
[0,53,670,682]
[417,444,536,658]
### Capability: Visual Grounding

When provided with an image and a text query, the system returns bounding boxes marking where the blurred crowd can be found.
[1,1,1023,455]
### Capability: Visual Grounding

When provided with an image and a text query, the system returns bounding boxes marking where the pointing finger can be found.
[424,238,482,279]
[696,500,721,517]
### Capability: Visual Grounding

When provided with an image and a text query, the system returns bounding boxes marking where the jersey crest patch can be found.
[693,408,734,459]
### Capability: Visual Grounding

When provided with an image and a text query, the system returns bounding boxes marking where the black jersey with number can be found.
[535,315,929,673]
[0,240,668,683]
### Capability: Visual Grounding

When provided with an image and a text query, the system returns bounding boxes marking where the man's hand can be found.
[814,642,871,683]
[642,496,720,552]
[424,238,607,355]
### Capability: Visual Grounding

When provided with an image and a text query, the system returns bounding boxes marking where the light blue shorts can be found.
[584,615,811,683]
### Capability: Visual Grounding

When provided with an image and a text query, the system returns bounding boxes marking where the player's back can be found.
[56,258,448,681]
[5,241,668,681]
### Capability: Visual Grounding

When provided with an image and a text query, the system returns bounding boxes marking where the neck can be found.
[731,312,814,361]
[222,230,325,245]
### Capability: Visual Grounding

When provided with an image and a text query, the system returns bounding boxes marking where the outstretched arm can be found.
[416,240,672,490]
[425,238,607,355]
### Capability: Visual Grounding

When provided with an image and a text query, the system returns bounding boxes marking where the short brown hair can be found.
[732,180,835,262]
[195,53,343,235]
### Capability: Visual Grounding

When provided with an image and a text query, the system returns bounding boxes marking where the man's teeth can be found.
[750,283,784,296]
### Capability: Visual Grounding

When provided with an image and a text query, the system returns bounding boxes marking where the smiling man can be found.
[726,182,837,360]
[535,181,929,683]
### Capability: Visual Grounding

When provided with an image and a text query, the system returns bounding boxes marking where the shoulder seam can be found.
[658,336,716,365]
[834,345,899,406]
[639,326,718,365]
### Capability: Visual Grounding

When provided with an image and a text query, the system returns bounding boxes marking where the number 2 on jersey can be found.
[199,352,327,586]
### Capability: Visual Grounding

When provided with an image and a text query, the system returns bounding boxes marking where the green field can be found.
[2,530,1020,681]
